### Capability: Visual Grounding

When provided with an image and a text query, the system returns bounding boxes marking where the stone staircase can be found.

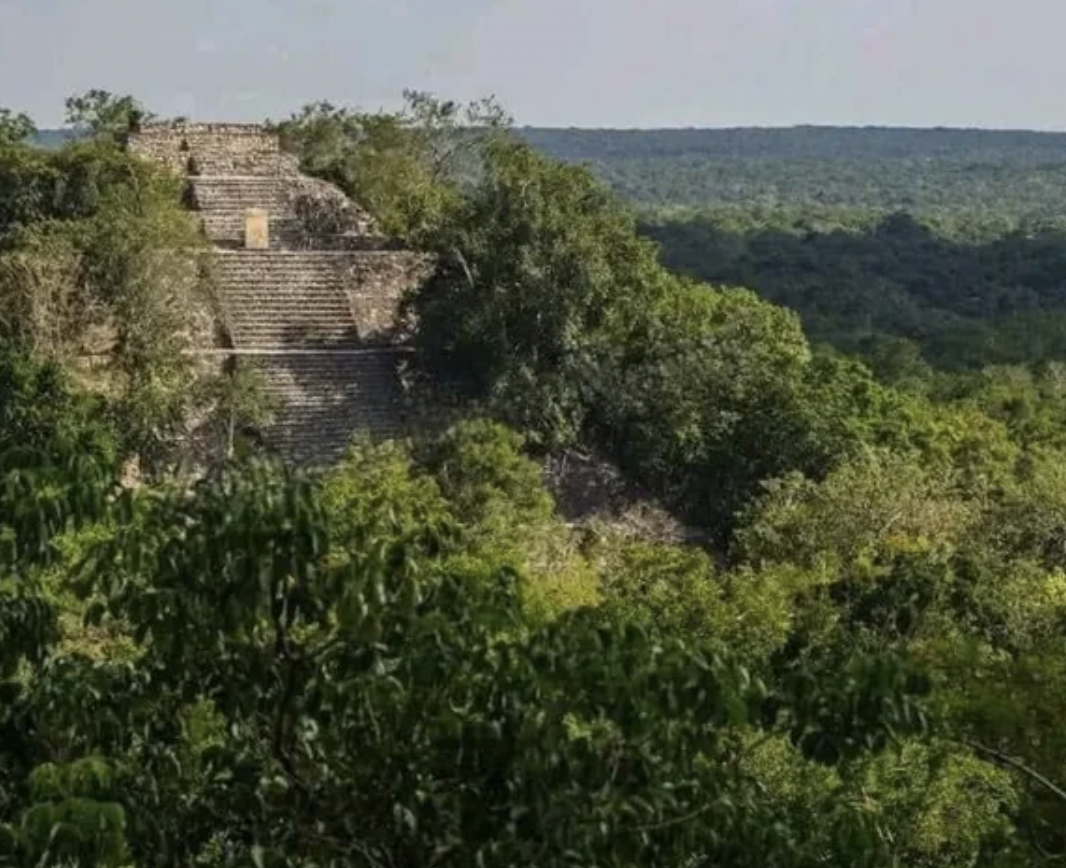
[191,177,290,247]
[244,351,411,464]
[128,122,431,465]
[190,151,298,178]
[191,176,379,250]
[209,252,361,347]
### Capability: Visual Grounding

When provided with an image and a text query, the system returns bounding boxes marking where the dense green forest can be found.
[5,95,1066,866]
[516,127,1066,373]
[642,207,1066,372]
[522,126,1066,216]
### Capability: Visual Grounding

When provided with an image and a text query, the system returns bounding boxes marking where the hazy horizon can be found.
[3,0,1066,131]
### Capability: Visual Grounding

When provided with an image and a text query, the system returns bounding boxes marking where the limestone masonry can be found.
[127,122,433,464]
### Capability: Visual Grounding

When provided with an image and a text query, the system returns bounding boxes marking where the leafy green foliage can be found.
[64,89,154,141]
[278,94,1055,547]
[0,109,36,147]
[414,139,664,446]
[645,208,1066,373]
[273,90,508,240]
[407,132,989,534]
[594,277,817,528]
[0,123,212,470]
[730,445,1066,863]
[0,350,116,462]
[13,758,127,868]
[518,128,1066,376]
[0,439,936,868]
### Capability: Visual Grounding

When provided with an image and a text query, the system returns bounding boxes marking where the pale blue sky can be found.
[1,0,1064,129]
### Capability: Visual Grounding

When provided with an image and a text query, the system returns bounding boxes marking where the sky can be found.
[2,0,1066,130]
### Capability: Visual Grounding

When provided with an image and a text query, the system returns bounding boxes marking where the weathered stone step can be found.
[220,283,350,293]
[192,184,289,207]
[192,176,289,191]
[223,303,352,313]
[238,351,410,463]
[222,314,357,348]
[191,173,377,251]
[199,215,308,247]
[190,151,299,177]
[210,272,345,282]
[208,251,366,265]
[206,250,370,349]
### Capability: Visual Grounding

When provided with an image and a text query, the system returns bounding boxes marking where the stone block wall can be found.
[203,250,431,347]
[341,252,435,341]
[128,123,299,177]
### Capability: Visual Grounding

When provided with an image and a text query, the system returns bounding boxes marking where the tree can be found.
[64,90,154,140]
[733,445,1066,862]
[0,134,211,472]
[0,109,36,147]
[413,137,666,449]
[594,276,815,530]
[274,90,510,240]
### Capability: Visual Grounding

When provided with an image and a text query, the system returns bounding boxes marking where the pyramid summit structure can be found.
[127,122,433,464]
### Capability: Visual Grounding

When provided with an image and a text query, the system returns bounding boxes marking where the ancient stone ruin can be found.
[127,122,433,465]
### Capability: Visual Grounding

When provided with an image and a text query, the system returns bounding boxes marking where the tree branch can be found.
[961,738,1066,804]
[633,803,713,833]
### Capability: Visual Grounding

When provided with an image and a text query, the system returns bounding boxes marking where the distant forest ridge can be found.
[520,125,1066,160]
[34,129,76,149]
[519,126,1066,216]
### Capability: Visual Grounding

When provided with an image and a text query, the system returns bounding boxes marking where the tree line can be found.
[644,207,1066,372]
[523,126,1066,217]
